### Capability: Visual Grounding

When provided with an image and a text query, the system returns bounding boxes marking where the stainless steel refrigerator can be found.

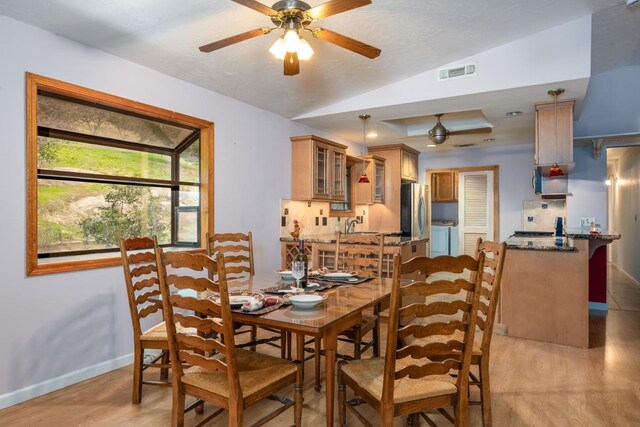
[400,182,428,239]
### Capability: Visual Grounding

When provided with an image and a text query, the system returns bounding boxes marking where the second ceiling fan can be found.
[428,113,493,145]
[199,0,381,76]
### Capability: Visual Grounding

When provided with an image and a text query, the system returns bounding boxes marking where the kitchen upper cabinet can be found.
[431,171,458,202]
[535,99,575,173]
[291,135,348,201]
[401,149,418,182]
[354,155,385,204]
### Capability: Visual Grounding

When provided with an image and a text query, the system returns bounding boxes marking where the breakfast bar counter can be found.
[501,230,621,348]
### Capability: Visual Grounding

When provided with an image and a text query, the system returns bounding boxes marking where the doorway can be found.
[426,165,499,256]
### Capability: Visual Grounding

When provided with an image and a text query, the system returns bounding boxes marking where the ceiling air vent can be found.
[453,143,476,148]
[438,62,477,81]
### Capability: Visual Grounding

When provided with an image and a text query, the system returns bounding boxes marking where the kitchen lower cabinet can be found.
[280,240,428,277]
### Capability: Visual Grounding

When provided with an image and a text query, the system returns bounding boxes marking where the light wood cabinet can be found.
[291,135,348,201]
[366,144,421,232]
[354,156,385,204]
[534,99,575,168]
[431,171,458,202]
[401,150,418,182]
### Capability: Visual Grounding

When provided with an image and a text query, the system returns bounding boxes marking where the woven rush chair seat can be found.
[181,348,297,402]
[141,323,197,342]
[340,357,457,404]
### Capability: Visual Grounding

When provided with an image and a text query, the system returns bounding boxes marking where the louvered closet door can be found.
[458,171,494,255]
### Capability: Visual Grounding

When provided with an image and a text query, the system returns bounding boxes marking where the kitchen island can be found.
[501,232,621,348]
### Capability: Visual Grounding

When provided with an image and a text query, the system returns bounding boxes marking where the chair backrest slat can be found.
[397,320,466,341]
[399,300,470,320]
[335,232,384,278]
[396,359,461,380]
[397,340,465,359]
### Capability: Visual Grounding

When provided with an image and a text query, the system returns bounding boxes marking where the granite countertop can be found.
[564,229,622,240]
[280,234,429,246]
[506,236,577,252]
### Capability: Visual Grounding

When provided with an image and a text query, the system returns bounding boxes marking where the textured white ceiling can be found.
[0,0,625,121]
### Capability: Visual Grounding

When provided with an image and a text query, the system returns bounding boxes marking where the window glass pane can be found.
[38,179,171,255]
[179,185,200,207]
[176,209,198,243]
[37,136,172,180]
[179,139,200,183]
[37,94,196,149]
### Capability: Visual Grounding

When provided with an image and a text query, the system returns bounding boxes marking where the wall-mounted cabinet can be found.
[431,171,458,202]
[535,99,575,175]
[401,149,418,182]
[354,155,385,204]
[291,135,348,201]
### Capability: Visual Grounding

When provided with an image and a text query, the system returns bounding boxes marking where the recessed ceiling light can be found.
[426,144,437,148]
[483,138,496,142]
[366,132,378,138]
[505,111,522,117]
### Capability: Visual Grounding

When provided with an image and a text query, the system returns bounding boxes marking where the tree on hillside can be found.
[79,185,169,246]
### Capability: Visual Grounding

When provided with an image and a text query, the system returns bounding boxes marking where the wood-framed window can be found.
[26,73,214,276]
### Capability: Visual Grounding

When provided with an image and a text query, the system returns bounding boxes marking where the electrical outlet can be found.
[527,216,534,222]
[580,217,595,228]
[281,216,287,227]
[284,208,289,215]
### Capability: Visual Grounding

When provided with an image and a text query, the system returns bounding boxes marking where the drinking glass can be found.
[291,261,305,288]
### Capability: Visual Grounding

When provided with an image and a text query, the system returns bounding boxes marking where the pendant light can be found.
[547,88,565,178]
[358,114,371,184]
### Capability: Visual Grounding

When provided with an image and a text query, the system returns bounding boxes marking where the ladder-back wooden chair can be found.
[306,232,384,392]
[464,238,507,426]
[205,232,286,356]
[338,252,486,426]
[155,249,303,427]
[119,236,172,404]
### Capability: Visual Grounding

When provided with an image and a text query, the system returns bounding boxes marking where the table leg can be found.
[296,333,305,382]
[324,328,337,427]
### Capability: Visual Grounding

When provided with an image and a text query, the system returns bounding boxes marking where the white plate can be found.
[214,295,252,308]
[286,294,328,309]
[276,270,295,280]
[323,272,355,278]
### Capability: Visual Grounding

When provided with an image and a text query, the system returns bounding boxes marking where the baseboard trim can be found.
[0,353,133,410]
[589,302,609,311]
[611,263,640,288]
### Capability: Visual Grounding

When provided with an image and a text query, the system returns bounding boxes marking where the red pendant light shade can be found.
[548,163,564,177]
[358,114,371,184]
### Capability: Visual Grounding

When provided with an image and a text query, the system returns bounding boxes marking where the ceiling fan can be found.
[199,0,381,76]
[428,113,493,145]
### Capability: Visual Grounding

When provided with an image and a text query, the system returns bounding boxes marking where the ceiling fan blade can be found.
[199,28,270,53]
[307,0,371,20]
[284,51,300,76]
[312,28,381,59]
[448,127,493,136]
[231,0,277,16]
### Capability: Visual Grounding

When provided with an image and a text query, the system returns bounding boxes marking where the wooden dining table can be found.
[225,273,394,427]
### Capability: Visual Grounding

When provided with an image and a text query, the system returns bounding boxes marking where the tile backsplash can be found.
[522,200,566,231]
[279,199,369,238]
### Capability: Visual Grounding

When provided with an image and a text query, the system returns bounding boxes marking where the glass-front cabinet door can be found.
[331,150,346,201]
[313,143,330,199]
[374,159,385,203]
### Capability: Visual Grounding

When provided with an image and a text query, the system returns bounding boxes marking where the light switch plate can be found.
[580,217,595,227]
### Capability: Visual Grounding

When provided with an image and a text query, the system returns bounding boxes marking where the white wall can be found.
[420,144,535,241]
[0,16,355,405]
[609,147,640,284]
[420,143,608,240]
[574,66,640,138]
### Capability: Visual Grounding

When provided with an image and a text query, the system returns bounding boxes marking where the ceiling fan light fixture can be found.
[283,29,301,52]
[296,36,314,60]
[269,37,286,59]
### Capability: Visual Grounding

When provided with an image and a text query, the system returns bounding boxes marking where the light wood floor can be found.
[2,264,640,426]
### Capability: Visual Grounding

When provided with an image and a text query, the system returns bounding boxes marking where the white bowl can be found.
[287,294,327,309]
[276,270,294,281]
